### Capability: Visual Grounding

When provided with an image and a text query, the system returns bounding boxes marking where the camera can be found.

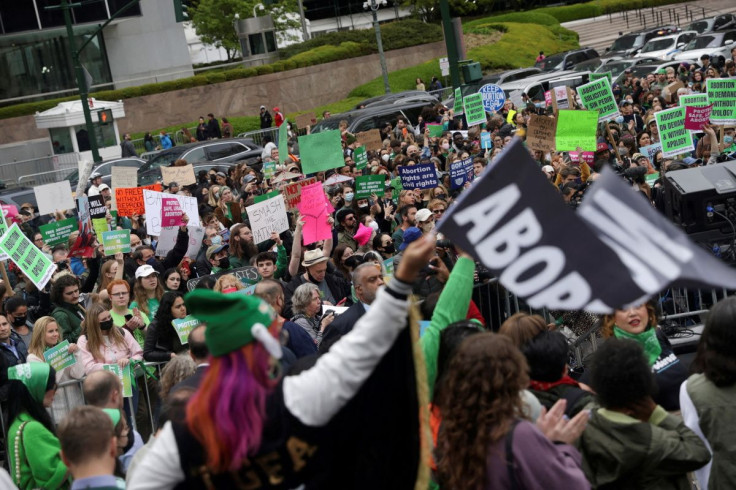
[624,165,647,184]
[436,239,454,249]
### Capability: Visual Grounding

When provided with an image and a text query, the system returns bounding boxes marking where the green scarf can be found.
[613,326,662,366]
[8,363,51,404]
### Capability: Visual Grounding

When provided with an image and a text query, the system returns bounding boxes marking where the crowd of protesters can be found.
[0,45,735,489]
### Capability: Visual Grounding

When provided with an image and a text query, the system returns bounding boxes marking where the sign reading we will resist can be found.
[655,106,694,158]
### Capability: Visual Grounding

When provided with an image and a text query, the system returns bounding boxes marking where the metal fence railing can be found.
[237,127,280,147]
[3,153,79,189]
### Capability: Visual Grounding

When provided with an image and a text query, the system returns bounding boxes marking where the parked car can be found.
[0,187,40,212]
[604,25,680,57]
[673,30,736,61]
[636,31,698,60]
[311,101,434,135]
[355,91,438,110]
[137,161,242,187]
[595,57,664,79]
[501,72,591,107]
[612,60,694,85]
[534,47,600,72]
[477,67,543,86]
[142,138,262,170]
[686,14,736,35]
[63,157,146,191]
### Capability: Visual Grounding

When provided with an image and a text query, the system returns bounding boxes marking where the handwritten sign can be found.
[155,225,205,260]
[187,266,260,291]
[283,177,317,210]
[245,195,289,244]
[398,163,438,190]
[355,175,384,199]
[142,189,200,235]
[39,218,77,247]
[34,181,74,216]
[450,157,474,189]
[114,184,162,217]
[684,104,713,131]
[172,315,200,344]
[111,166,138,210]
[356,129,383,151]
[101,229,131,255]
[526,114,557,151]
[161,164,196,186]
[0,224,56,290]
[295,112,317,129]
[555,110,597,152]
[102,364,133,397]
[43,340,76,371]
[161,197,184,227]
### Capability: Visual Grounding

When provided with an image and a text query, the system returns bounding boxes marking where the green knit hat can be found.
[8,363,51,405]
[184,289,281,358]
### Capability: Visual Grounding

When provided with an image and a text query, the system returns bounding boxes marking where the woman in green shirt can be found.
[107,279,149,348]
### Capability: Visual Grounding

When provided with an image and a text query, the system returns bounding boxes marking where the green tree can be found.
[402,0,495,22]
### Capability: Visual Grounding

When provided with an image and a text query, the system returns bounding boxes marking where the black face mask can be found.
[218,257,230,269]
[383,244,395,254]
[12,316,26,327]
[307,271,322,284]
[100,319,114,331]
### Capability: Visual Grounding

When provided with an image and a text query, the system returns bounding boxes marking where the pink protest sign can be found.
[161,197,184,227]
[685,104,712,131]
[298,183,332,245]
[544,90,552,107]
[2,205,19,222]
[568,151,595,165]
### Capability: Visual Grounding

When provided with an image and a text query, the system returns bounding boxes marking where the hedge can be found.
[533,0,690,23]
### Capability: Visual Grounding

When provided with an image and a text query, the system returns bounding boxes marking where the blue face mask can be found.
[725,135,734,145]
[615,115,625,124]
[146,257,156,266]
[211,235,222,246]
[535,102,544,108]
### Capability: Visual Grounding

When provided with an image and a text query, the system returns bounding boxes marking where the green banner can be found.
[453,87,463,115]
[679,93,708,107]
[101,229,131,255]
[654,106,693,158]
[463,93,487,127]
[43,340,76,371]
[555,110,598,151]
[172,315,201,344]
[103,363,133,397]
[254,190,279,203]
[645,172,660,187]
[298,130,345,175]
[355,175,385,200]
[706,78,736,125]
[354,146,368,170]
[39,218,77,247]
[0,223,56,290]
[278,118,289,164]
[589,71,612,84]
[577,77,619,122]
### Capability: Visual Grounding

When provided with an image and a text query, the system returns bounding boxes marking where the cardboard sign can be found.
[526,114,557,151]
[161,197,184,227]
[664,80,685,103]
[155,225,204,260]
[142,189,200,236]
[706,78,736,125]
[298,130,344,174]
[355,175,385,199]
[102,364,133,398]
[450,157,474,189]
[34,181,74,216]
[684,105,713,131]
[160,165,196,186]
[101,229,131,255]
[0,224,56,290]
[577,77,620,122]
[354,145,368,170]
[283,177,317,210]
[186,266,259,291]
[111,166,138,210]
[39,218,77,247]
[245,195,290,244]
[399,163,438,190]
[43,340,76,371]
[172,315,200,344]
[356,129,383,151]
[463,93,487,127]
[295,112,317,129]
[115,184,162,217]
[555,110,598,152]
[655,106,694,158]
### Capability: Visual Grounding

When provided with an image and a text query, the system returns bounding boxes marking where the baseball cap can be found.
[596,142,610,153]
[135,265,158,279]
[416,208,433,223]
[273,107,280,112]
[98,183,110,192]
[399,227,422,251]
[207,244,228,259]
[632,153,646,161]
[619,99,632,107]
[167,181,179,188]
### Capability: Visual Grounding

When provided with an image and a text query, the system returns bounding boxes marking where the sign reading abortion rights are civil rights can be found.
[399,163,438,190]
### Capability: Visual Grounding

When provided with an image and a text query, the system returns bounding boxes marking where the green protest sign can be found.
[453,87,463,115]
[43,340,76,371]
[103,363,133,397]
[101,229,131,255]
[589,72,612,84]
[655,106,693,158]
[391,176,403,200]
[645,172,660,187]
[706,78,736,125]
[298,130,345,174]
[355,175,385,200]
[463,93,487,127]
[383,257,394,276]
[40,218,77,246]
[172,315,201,344]
[278,119,289,164]
[577,77,619,122]
[263,160,277,180]
[254,190,279,203]
[0,223,56,290]
[427,124,444,138]
[679,94,708,107]
[92,217,108,237]
[555,110,598,151]
[354,146,368,170]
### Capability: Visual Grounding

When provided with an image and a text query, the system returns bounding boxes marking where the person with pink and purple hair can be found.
[127,236,438,489]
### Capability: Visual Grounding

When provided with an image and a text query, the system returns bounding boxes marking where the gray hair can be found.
[292,283,319,316]
[352,262,380,288]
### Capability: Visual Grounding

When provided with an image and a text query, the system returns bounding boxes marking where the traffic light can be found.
[98,109,113,125]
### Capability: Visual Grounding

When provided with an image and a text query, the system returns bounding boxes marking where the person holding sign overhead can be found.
[143,292,187,363]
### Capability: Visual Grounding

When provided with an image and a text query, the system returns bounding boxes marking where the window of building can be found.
[49,128,74,155]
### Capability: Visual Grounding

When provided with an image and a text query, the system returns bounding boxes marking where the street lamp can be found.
[253,3,265,17]
[363,0,391,94]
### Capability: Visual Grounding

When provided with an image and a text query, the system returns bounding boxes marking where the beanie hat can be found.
[8,363,51,405]
[185,289,281,359]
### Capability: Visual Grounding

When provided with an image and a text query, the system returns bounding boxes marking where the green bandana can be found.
[8,363,51,405]
[613,326,662,366]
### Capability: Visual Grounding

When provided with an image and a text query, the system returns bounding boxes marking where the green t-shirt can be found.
[111,309,150,347]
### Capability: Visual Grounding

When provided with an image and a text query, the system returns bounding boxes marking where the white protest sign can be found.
[245,195,289,244]
[155,225,205,260]
[111,166,138,210]
[142,190,200,236]
[34,181,75,216]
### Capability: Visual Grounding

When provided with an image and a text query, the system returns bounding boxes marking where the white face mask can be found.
[381,154,390,163]
[143,238,151,246]
[369,221,380,233]
[211,235,222,246]
[421,221,435,232]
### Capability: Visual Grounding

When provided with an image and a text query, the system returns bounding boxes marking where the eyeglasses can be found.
[432,209,445,215]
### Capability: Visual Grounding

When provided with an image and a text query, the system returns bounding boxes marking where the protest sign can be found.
[160,165,196,186]
[645,171,660,187]
[34,181,74,216]
[664,80,685,103]
[278,119,289,164]
[40,218,77,247]
[680,94,708,107]
[1,205,17,224]
[262,160,277,180]
[161,197,184,227]
[544,90,553,107]
[399,163,438,190]
[481,132,492,149]
[88,195,106,219]
[43,340,76,371]
[102,364,133,397]
[0,224,55,290]
[254,190,279,203]
[453,87,463,115]
[155,225,204,260]
[685,105,713,131]
[298,183,332,245]
[479,83,506,113]
[383,257,395,276]
[577,77,620,122]
[553,86,570,110]
[111,166,138,210]
[77,196,90,232]
[354,146,368,170]
[115,184,162,216]
[356,129,383,151]
[142,189,200,235]
[101,229,131,255]
[246,195,289,244]
[172,315,200,344]
[450,157,474,189]
[298,130,344,174]
[427,124,444,138]
[526,114,557,151]
[92,218,109,237]
[436,139,736,313]
[463,93,487,127]
[655,106,693,158]
[640,143,663,163]
[555,110,597,151]
[355,175,385,199]
[589,72,612,84]
[283,177,317,210]
[706,78,736,125]
[187,266,259,291]
[568,152,595,165]
[295,112,317,129]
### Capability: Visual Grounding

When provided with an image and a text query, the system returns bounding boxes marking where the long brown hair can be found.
[133,276,164,317]
[498,312,548,348]
[600,302,657,338]
[99,259,117,292]
[82,303,128,362]
[229,223,258,261]
[437,333,529,490]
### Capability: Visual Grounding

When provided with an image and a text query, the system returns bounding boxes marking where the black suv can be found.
[534,48,600,72]
[142,138,262,170]
[311,101,433,135]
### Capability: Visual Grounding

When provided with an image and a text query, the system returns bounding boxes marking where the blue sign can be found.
[399,163,438,190]
[481,132,492,149]
[450,157,474,189]
[479,84,506,113]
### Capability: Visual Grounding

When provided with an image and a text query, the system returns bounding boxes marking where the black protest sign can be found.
[186,266,259,291]
[88,195,107,219]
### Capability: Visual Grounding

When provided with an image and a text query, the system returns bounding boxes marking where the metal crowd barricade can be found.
[237,127,279,146]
